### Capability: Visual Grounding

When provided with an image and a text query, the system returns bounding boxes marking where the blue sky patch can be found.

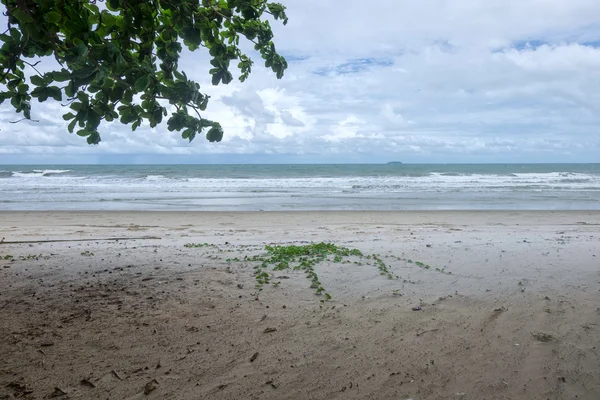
[511,39,549,51]
[580,40,600,48]
[313,58,394,76]
[281,54,310,62]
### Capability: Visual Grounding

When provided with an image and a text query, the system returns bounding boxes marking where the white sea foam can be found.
[4,172,600,191]
[145,175,168,181]
[10,169,71,178]
[32,169,71,175]
[1,166,599,210]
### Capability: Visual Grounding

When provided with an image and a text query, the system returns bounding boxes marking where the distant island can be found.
[387,161,403,164]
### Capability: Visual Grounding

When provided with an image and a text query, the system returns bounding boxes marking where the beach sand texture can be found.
[0,211,599,399]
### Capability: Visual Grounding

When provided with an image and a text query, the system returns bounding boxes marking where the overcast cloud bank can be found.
[1,0,599,164]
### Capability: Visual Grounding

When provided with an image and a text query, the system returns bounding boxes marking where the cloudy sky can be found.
[2,0,600,164]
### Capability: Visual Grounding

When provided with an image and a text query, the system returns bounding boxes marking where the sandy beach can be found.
[0,211,599,399]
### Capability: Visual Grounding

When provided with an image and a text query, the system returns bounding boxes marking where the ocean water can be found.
[0,164,599,211]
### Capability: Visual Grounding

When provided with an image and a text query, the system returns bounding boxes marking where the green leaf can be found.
[134,76,150,92]
[120,112,137,124]
[110,86,125,102]
[71,66,97,79]
[65,81,77,97]
[31,86,47,101]
[222,72,233,84]
[107,0,120,11]
[17,84,29,94]
[116,54,126,70]
[11,95,20,109]
[76,129,91,137]
[30,75,45,86]
[152,107,163,123]
[63,112,76,121]
[51,70,71,82]
[11,9,29,25]
[47,87,62,101]
[73,41,89,60]
[45,11,61,24]
[70,102,85,112]
[87,131,101,144]
[0,92,12,105]
[77,91,89,104]
[206,125,223,142]
[173,70,183,80]
[211,72,222,86]
[68,119,77,133]
[167,112,186,131]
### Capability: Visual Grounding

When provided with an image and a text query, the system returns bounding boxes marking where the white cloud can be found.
[1,0,600,163]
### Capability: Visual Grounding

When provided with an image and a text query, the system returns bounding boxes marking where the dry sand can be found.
[0,211,599,399]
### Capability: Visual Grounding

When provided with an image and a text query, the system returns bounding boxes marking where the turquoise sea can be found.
[0,164,599,210]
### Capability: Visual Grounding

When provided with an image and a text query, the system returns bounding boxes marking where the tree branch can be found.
[23,59,43,77]
[10,117,39,123]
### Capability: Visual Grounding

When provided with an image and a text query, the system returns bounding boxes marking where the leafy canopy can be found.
[0,0,288,144]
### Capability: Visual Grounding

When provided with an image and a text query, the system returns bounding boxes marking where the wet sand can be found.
[1,211,599,399]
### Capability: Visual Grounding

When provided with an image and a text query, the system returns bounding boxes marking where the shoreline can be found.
[3,163,599,213]
[2,208,599,222]
[1,210,599,399]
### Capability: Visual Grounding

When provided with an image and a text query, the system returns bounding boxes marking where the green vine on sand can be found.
[366,254,395,279]
[183,242,400,300]
[406,259,451,274]
[249,242,395,300]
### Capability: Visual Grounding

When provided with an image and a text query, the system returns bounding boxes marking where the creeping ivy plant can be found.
[0,0,288,143]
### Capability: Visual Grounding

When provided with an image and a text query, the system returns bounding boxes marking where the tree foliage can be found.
[0,0,288,144]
